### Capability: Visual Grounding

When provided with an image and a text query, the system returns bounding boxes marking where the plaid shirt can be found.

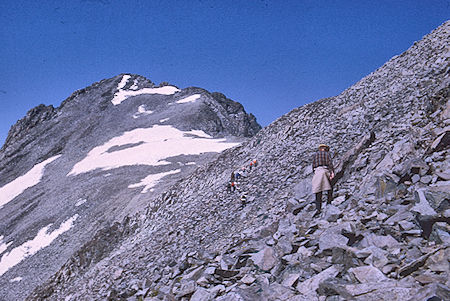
[312,150,334,172]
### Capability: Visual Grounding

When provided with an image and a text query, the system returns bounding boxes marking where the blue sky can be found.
[0,0,449,146]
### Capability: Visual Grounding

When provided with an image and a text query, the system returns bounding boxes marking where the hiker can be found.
[231,181,239,192]
[235,170,242,181]
[253,159,258,167]
[312,144,335,216]
[240,166,248,177]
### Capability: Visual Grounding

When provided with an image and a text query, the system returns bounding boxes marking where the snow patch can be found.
[129,169,181,193]
[130,80,139,90]
[160,118,170,123]
[176,94,201,104]
[118,74,131,90]
[0,155,61,210]
[0,214,78,276]
[185,162,197,165]
[133,105,154,119]
[112,75,180,106]
[187,129,212,139]
[9,277,22,283]
[75,198,87,207]
[68,125,240,176]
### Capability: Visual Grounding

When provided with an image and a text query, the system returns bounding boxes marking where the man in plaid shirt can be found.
[312,144,335,216]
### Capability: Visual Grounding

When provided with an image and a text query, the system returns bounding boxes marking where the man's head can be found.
[318,144,329,151]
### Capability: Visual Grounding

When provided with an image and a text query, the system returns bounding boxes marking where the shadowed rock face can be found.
[0,74,261,300]
[11,21,450,300]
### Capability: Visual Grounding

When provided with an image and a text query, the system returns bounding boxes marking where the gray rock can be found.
[296,265,341,297]
[348,265,387,283]
[174,281,196,297]
[319,227,349,251]
[412,189,438,217]
[358,233,400,250]
[190,287,213,301]
[250,247,277,271]
[324,205,343,222]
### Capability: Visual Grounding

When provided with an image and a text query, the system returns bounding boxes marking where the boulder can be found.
[190,287,213,301]
[296,265,341,297]
[348,265,387,283]
[324,205,343,222]
[430,131,450,152]
[319,228,349,251]
[250,247,277,271]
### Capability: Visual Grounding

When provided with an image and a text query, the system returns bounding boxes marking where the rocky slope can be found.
[0,74,260,300]
[27,20,450,301]
[24,21,450,300]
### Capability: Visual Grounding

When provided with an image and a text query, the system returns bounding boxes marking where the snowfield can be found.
[0,214,78,277]
[129,169,181,193]
[112,75,180,105]
[176,94,201,104]
[0,155,61,210]
[68,125,240,176]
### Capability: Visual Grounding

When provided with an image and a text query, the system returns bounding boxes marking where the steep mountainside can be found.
[28,21,450,301]
[0,74,260,300]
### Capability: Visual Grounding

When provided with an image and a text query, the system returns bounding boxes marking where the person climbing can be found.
[230,181,239,192]
[253,159,258,167]
[312,144,335,216]
[235,170,242,181]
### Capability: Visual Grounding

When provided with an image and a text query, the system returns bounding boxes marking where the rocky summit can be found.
[3,21,450,300]
[0,74,260,300]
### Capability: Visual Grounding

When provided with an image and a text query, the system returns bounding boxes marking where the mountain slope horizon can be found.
[27,20,450,301]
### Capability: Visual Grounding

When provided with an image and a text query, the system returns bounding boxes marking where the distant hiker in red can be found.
[312,144,335,216]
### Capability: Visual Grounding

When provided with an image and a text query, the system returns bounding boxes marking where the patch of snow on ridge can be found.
[160,118,170,123]
[0,155,61,209]
[129,169,181,193]
[130,80,139,90]
[75,198,87,207]
[133,105,154,119]
[10,277,22,283]
[112,75,180,106]
[176,94,201,104]
[0,214,79,277]
[67,125,240,176]
[118,74,131,90]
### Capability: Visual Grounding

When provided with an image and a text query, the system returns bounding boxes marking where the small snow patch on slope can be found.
[176,94,201,104]
[129,169,181,193]
[9,277,22,283]
[68,125,240,176]
[112,75,180,106]
[133,105,154,119]
[0,214,78,277]
[0,155,61,209]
